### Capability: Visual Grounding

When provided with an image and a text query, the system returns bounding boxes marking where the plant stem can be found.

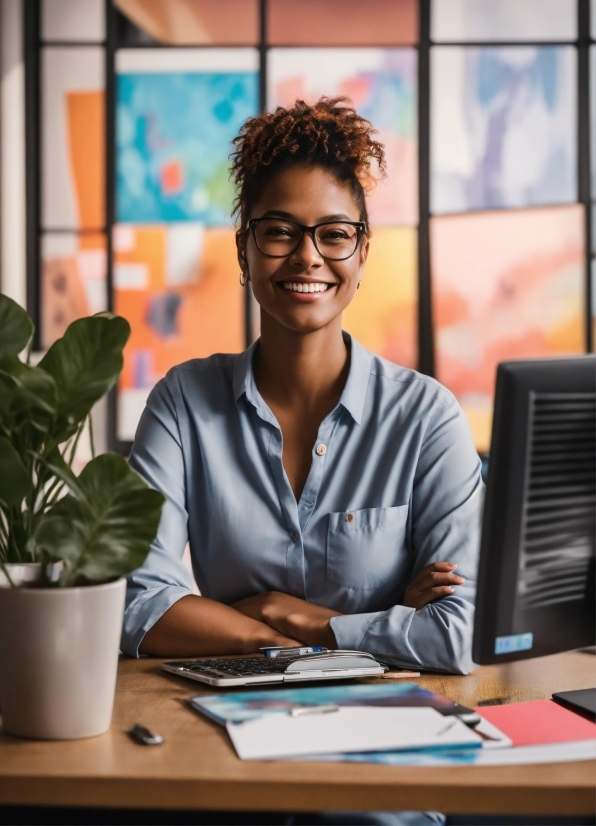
[66,424,85,468]
[88,411,96,460]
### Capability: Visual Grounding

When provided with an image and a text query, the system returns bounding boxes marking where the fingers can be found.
[415,571,465,593]
[402,562,467,610]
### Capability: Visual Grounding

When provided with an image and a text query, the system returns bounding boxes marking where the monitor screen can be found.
[473,356,596,664]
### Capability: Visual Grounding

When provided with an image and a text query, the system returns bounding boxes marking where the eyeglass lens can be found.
[254,219,359,260]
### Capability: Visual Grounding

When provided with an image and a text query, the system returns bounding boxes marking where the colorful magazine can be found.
[190,682,473,726]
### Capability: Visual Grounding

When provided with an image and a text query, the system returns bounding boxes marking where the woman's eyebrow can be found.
[260,210,355,222]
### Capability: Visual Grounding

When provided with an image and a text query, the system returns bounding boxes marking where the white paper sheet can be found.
[226,706,482,761]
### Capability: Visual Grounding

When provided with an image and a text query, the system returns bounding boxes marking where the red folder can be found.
[475,699,596,747]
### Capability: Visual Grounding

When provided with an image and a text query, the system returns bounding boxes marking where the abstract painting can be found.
[116,49,258,224]
[114,224,244,441]
[269,48,418,227]
[269,48,418,368]
[431,205,585,451]
[342,228,417,369]
[431,46,577,214]
[431,0,577,43]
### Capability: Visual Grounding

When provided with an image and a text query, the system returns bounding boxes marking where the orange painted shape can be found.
[66,90,105,230]
[115,226,244,390]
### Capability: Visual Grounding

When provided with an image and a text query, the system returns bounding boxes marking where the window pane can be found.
[42,0,105,42]
[431,0,577,43]
[269,48,418,226]
[116,48,258,224]
[431,46,577,214]
[42,47,105,230]
[431,205,585,452]
[267,0,418,46]
[41,232,107,349]
[114,225,244,442]
[113,0,259,45]
[343,227,417,369]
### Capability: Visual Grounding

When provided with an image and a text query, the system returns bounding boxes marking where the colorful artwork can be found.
[431,46,577,214]
[343,228,417,368]
[40,47,106,347]
[42,47,105,229]
[41,233,107,350]
[269,48,418,368]
[269,48,418,227]
[431,205,585,452]
[267,0,418,46]
[114,224,244,441]
[431,0,577,43]
[116,53,258,224]
[113,0,259,45]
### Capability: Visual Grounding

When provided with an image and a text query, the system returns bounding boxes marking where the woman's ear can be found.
[359,235,370,267]
[236,229,247,271]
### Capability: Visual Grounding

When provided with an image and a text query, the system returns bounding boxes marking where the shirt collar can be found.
[232,332,372,426]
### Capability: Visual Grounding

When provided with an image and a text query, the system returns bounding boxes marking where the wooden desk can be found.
[0,651,594,816]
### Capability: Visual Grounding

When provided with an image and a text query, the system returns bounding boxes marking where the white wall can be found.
[0,0,27,308]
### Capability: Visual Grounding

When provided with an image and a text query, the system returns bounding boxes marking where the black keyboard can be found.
[177,657,292,676]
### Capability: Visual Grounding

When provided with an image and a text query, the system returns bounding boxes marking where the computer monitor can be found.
[473,355,596,665]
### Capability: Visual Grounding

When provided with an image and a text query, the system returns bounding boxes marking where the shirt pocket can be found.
[326,505,409,590]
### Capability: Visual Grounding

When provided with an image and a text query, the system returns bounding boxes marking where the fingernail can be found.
[447,586,454,592]
[448,564,457,568]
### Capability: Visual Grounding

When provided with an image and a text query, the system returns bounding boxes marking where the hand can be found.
[232,591,341,648]
[403,562,465,611]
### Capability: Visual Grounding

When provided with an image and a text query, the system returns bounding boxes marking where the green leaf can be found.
[0,354,57,413]
[34,453,164,584]
[0,295,33,359]
[0,436,31,507]
[0,354,58,445]
[38,314,130,442]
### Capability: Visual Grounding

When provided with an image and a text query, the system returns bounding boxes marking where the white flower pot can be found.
[0,563,42,588]
[0,577,126,739]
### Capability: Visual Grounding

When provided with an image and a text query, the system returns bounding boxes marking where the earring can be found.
[357,281,361,290]
[239,271,249,287]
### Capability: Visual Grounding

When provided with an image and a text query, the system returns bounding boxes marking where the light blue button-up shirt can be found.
[123,334,483,673]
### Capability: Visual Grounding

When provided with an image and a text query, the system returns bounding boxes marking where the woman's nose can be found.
[289,231,323,268]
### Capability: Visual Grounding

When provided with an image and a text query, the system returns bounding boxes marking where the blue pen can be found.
[260,645,326,659]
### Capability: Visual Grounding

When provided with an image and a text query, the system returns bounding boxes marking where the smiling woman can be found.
[122,98,482,680]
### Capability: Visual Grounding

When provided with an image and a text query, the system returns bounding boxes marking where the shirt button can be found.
[346,513,354,522]
[291,532,299,542]
[316,444,327,456]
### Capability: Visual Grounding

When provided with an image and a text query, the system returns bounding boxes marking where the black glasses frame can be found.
[248,217,367,261]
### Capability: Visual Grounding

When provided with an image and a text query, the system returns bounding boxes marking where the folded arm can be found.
[123,380,300,657]
[234,393,483,675]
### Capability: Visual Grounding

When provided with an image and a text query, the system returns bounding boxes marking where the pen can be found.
[436,718,458,737]
[261,646,326,659]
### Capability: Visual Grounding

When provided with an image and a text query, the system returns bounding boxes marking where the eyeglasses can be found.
[248,217,366,261]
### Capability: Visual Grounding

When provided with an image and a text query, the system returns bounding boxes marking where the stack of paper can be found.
[226,706,482,761]
[190,682,511,762]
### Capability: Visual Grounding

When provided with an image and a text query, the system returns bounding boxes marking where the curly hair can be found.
[230,97,386,234]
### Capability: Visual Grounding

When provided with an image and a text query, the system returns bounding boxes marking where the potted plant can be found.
[0,295,164,739]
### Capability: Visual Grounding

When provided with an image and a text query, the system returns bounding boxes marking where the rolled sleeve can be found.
[334,392,483,674]
[121,379,193,657]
